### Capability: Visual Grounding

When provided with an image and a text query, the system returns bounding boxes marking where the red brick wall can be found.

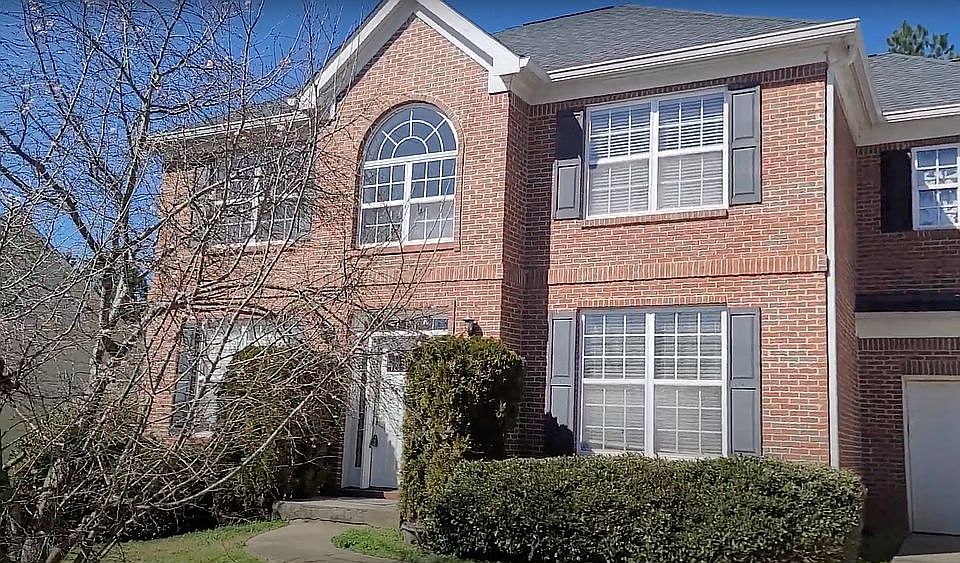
[858,337,960,531]
[156,19,837,476]
[517,64,832,460]
[856,133,960,529]
[857,135,960,294]
[834,101,861,472]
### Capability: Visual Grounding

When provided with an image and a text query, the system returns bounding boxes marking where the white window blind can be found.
[580,309,726,457]
[586,92,727,218]
[914,145,960,230]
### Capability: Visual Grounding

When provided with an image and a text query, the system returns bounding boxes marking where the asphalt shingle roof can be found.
[493,5,821,72]
[868,53,960,113]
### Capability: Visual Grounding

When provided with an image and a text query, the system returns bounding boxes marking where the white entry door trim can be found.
[903,376,960,535]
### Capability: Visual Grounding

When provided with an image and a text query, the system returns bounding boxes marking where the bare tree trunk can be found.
[0,1,425,560]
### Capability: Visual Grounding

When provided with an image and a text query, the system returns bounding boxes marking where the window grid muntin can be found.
[585,90,729,219]
[359,105,458,247]
[578,308,727,458]
[210,159,310,246]
[913,144,960,230]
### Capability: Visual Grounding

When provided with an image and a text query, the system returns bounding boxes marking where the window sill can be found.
[581,208,728,228]
[355,240,458,255]
[206,238,306,254]
[911,226,960,235]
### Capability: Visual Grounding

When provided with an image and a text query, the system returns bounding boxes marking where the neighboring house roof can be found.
[493,5,821,72]
[868,53,960,114]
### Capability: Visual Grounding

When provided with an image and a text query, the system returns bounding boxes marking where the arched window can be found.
[358,104,457,245]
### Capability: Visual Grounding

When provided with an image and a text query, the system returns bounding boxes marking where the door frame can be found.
[341,328,446,489]
[902,375,960,533]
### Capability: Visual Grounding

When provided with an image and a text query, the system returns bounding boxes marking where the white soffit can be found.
[857,312,960,339]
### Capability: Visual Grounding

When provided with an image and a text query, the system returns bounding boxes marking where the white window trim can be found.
[357,149,458,249]
[576,308,729,460]
[584,88,730,220]
[209,164,309,249]
[911,143,960,231]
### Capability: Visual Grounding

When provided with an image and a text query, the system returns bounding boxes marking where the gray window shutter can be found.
[171,326,198,432]
[546,312,577,437]
[728,308,761,455]
[553,110,584,219]
[729,87,761,205]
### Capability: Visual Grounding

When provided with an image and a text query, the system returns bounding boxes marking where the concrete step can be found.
[273,496,399,528]
[337,487,400,500]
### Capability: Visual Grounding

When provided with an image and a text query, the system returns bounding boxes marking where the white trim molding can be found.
[856,312,960,339]
[298,0,527,110]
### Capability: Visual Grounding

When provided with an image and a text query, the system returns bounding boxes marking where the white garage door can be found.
[905,379,960,535]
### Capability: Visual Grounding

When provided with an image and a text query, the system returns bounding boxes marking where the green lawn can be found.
[332,526,477,563]
[105,521,285,563]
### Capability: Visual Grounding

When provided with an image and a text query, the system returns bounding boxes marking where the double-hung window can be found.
[203,151,311,245]
[913,144,960,230]
[586,92,727,217]
[579,309,726,457]
[358,104,457,246]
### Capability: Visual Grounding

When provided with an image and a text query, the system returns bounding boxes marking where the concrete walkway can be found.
[894,534,960,562]
[246,520,388,563]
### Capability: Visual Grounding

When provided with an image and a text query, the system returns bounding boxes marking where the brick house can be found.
[158,0,960,535]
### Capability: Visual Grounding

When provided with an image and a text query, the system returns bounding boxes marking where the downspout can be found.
[825,67,840,469]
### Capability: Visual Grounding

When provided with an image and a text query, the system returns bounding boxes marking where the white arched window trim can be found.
[357,104,458,247]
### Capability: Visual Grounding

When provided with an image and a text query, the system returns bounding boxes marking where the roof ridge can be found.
[613,4,819,24]
[870,52,960,66]
[504,5,615,30]
[494,3,820,35]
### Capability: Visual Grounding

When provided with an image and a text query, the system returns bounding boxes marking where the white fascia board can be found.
[299,0,406,110]
[299,0,523,108]
[857,312,960,338]
[416,0,522,76]
[860,114,960,146]
[828,34,883,146]
[545,19,860,81]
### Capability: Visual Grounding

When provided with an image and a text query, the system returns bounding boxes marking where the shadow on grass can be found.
[332,526,481,563]
[105,520,286,563]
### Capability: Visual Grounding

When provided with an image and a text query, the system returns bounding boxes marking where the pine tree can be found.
[887,21,957,60]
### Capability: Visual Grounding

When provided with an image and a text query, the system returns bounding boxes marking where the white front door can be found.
[341,334,417,490]
[905,379,960,535]
[366,345,408,489]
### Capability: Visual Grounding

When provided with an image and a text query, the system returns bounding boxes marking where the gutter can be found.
[824,65,841,469]
[148,108,312,145]
[884,103,960,122]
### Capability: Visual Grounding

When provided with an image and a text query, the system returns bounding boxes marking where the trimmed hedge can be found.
[399,336,523,523]
[423,456,865,563]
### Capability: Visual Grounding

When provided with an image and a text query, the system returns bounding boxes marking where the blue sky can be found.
[262,0,960,56]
